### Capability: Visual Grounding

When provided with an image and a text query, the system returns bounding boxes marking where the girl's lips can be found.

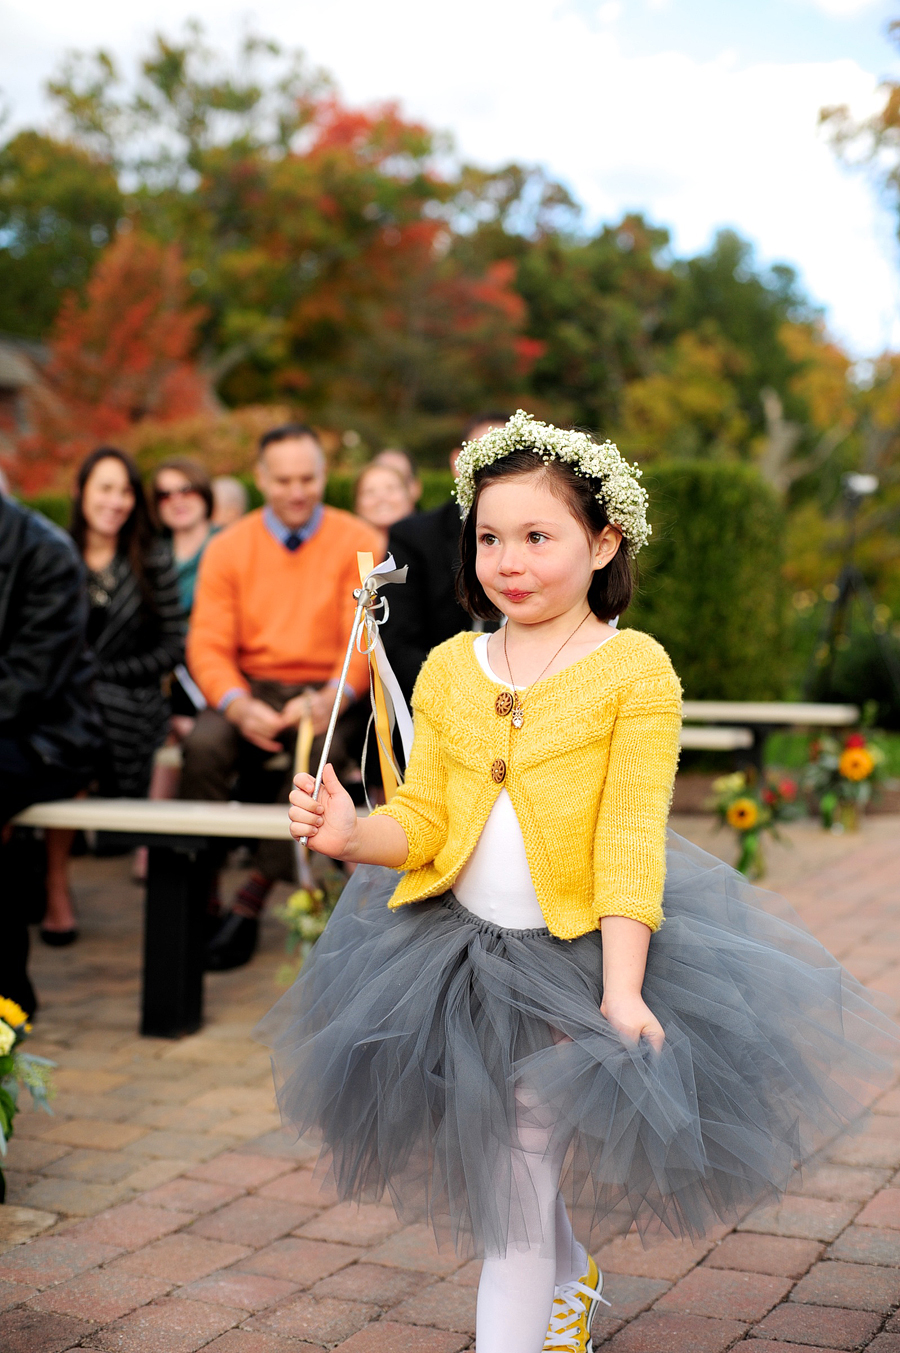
[502,590,532,601]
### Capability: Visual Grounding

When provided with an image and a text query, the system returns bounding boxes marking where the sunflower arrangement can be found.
[803,733,885,831]
[0,996,55,1203]
[710,771,800,879]
[274,866,347,986]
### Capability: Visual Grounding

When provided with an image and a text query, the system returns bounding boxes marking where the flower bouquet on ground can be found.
[803,732,885,831]
[709,770,800,880]
[0,997,55,1203]
[274,865,347,986]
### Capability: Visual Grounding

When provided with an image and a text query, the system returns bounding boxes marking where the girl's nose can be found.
[497,549,525,575]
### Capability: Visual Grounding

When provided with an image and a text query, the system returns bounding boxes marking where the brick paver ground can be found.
[2,815,900,1350]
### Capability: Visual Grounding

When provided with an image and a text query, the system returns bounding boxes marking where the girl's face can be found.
[355,465,414,531]
[475,472,620,624]
[155,468,208,533]
[81,457,135,542]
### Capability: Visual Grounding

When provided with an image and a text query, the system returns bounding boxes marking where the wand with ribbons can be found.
[298,553,411,846]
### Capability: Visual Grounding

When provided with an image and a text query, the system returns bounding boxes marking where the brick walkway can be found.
[1,816,899,1351]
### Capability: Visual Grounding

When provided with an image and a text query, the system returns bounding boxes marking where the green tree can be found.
[41,25,538,454]
[0,131,122,337]
[666,229,817,439]
[629,461,790,699]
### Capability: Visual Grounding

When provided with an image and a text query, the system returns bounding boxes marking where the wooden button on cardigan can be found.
[371,628,683,938]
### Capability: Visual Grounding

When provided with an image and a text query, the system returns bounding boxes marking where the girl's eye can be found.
[528,532,547,544]
[478,532,497,546]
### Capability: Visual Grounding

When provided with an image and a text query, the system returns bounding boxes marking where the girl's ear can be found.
[593,524,623,571]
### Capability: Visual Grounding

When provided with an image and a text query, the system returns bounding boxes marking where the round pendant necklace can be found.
[497,612,591,729]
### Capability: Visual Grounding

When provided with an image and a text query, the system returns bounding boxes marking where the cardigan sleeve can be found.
[592,662,682,933]
[370,658,449,871]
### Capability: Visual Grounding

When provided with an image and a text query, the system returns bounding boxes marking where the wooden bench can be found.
[679,726,752,752]
[15,699,860,1036]
[14,799,292,1040]
[681,700,860,770]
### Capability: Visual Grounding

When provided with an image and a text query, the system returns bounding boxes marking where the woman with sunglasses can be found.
[152,459,219,614]
[42,448,185,943]
[139,460,222,841]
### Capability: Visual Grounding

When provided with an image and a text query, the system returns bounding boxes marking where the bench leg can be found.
[736,724,769,779]
[141,844,211,1038]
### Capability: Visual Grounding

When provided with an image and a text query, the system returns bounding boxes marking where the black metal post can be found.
[141,839,212,1038]
[735,724,770,779]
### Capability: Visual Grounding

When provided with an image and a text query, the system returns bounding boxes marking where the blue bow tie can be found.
[285,533,303,552]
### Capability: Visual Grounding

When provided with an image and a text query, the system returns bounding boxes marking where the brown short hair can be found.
[152,457,214,523]
[455,448,635,622]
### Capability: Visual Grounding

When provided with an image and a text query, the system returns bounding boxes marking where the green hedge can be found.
[628,461,789,699]
[25,468,457,532]
[24,493,70,528]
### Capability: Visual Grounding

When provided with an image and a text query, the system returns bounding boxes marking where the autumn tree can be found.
[15,231,208,492]
[36,28,539,455]
[0,131,122,338]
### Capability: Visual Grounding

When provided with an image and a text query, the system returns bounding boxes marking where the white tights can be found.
[476,1086,588,1353]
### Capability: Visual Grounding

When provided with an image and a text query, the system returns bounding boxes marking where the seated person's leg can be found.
[0,738,86,1016]
[205,682,300,971]
[206,687,356,972]
[179,708,242,802]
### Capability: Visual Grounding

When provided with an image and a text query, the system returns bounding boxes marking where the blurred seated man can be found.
[383,413,508,701]
[182,423,380,970]
[0,491,103,1015]
[210,475,248,529]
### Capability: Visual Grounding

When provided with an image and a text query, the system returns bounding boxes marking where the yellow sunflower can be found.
[839,747,874,782]
[0,996,28,1030]
[726,798,760,831]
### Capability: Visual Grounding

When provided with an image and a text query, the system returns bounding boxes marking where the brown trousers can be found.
[179,678,350,881]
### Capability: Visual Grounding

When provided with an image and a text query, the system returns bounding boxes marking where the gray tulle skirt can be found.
[256,831,900,1257]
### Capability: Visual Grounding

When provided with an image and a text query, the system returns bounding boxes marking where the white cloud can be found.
[798,0,882,15]
[596,1,622,23]
[2,0,899,354]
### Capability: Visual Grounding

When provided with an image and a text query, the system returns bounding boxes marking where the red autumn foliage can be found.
[14,231,209,492]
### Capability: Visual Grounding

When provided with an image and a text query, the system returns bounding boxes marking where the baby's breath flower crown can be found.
[454,410,651,554]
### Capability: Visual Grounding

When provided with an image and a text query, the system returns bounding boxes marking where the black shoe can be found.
[40,927,79,947]
[205,912,259,971]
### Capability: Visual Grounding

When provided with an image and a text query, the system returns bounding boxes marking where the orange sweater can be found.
[188,507,382,707]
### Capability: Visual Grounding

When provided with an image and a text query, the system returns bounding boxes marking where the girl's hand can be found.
[289,765,358,859]
[600,992,665,1054]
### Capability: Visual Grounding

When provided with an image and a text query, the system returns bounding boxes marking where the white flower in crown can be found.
[454,409,651,554]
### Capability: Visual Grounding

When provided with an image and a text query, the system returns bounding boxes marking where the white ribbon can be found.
[359,556,414,765]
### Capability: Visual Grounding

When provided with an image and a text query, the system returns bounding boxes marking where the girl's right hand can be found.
[289,765,358,859]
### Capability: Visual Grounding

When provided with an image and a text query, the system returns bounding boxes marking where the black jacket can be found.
[0,496,103,771]
[383,499,475,702]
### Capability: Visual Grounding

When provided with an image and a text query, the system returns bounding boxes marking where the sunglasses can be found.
[155,486,200,502]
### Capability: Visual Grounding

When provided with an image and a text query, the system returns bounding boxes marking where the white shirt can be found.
[453,628,621,928]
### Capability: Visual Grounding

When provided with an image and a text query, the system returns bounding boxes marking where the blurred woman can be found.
[354,461,416,555]
[373,448,422,506]
[42,449,184,943]
[144,459,218,817]
[152,458,217,614]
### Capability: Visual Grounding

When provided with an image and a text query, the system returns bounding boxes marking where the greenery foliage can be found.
[628,461,789,699]
[3,21,899,707]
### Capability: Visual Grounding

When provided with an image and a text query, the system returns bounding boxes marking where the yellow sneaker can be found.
[543,1254,611,1353]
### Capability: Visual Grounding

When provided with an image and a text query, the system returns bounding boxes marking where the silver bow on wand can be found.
[298,555,411,849]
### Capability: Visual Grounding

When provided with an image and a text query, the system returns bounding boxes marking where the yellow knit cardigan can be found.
[371,627,683,938]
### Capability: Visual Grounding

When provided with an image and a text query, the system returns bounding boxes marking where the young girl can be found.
[259,413,899,1353]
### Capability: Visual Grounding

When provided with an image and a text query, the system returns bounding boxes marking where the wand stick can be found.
[298,582,373,847]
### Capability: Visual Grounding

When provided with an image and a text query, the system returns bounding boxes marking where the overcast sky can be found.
[3,0,900,356]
